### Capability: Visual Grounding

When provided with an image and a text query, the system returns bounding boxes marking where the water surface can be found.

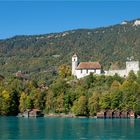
[0,117,139,140]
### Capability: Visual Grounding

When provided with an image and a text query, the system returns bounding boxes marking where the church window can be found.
[86,69,88,74]
[81,69,82,73]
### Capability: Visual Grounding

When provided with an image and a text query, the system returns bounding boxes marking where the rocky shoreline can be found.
[44,113,96,118]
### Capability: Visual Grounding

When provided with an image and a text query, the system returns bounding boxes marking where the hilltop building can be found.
[106,61,139,77]
[72,54,102,79]
[72,54,139,79]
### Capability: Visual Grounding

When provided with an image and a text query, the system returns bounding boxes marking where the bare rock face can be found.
[133,20,140,26]
[121,21,127,25]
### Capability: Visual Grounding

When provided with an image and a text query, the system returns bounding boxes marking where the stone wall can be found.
[106,69,126,77]
[106,61,139,77]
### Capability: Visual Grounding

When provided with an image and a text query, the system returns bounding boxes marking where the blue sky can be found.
[0,1,140,39]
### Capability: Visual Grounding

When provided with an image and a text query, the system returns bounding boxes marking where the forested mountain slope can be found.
[0,19,140,83]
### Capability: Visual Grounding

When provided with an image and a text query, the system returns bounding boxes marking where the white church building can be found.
[72,54,102,79]
[72,54,140,79]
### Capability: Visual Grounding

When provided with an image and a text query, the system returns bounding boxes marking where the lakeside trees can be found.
[1,68,140,116]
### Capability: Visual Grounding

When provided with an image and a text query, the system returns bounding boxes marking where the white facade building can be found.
[72,54,140,79]
[72,54,102,79]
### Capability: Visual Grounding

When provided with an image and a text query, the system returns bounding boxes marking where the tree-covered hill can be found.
[0,19,140,83]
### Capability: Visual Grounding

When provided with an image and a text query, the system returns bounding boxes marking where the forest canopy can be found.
[0,67,140,116]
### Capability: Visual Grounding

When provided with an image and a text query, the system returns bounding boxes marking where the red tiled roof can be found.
[76,62,101,69]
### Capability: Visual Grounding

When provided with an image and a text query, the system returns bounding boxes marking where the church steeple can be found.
[72,53,78,76]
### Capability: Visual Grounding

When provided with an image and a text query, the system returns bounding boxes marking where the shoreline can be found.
[45,113,96,118]
[0,115,139,119]
[13,112,140,119]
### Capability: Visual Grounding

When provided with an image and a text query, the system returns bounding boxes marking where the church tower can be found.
[72,53,78,76]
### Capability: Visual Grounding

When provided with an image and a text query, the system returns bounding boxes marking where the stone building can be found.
[72,54,139,79]
[106,61,139,77]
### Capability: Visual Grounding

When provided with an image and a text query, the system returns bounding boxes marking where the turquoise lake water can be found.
[0,117,140,140]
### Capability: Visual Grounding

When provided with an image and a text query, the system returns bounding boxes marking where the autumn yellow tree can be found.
[58,64,71,78]
[1,90,11,115]
[88,92,101,116]
[71,96,88,116]
[19,92,27,113]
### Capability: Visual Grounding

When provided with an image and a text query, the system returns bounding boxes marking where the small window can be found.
[81,69,82,73]
[74,59,75,61]
[86,69,88,74]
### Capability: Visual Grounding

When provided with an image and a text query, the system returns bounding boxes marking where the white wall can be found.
[126,61,139,74]
[76,69,101,79]
[106,61,140,77]
[96,69,101,74]
[106,70,126,77]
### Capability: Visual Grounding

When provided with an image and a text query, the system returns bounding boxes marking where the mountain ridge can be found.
[0,18,140,83]
[1,18,140,41]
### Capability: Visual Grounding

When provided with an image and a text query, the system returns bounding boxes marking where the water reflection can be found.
[0,117,140,140]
